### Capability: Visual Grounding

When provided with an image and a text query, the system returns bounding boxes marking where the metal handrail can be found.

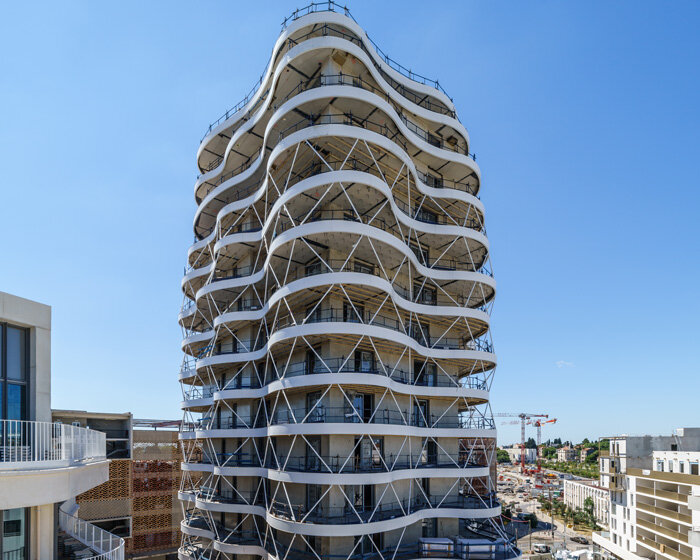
[207,451,485,473]
[0,420,106,469]
[194,139,479,215]
[181,356,488,394]
[179,535,519,560]
[277,111,475,161]
[269,493,497,524]
[202,1,454,142]
[281,2,451,98]
[59,506,124,560]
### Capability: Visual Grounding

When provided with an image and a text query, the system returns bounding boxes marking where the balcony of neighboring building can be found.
[0,419,109,510]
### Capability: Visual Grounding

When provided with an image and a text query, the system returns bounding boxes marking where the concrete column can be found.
[31,504,54,560]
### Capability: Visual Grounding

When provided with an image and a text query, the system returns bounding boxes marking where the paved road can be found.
[498,467,592,554]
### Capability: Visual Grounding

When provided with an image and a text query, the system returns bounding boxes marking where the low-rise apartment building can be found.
[52,410,182,559]
[558,446,577,462]
[593,428,700,560]
[0,291,121,559]
[563,479,609,526]
[581,447,595,463]
[504,445,537,465]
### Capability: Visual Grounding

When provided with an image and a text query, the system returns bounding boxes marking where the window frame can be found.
[0,323,30,422]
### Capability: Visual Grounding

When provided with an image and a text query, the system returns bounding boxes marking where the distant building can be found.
[580,447,595,463]
[593,428,700,560]
[505,445,537,464]
[557,446,576,462]
[53,410,182,559]
[563,479,609,526]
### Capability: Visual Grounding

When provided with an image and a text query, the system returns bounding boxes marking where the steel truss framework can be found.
[178,3,519,560]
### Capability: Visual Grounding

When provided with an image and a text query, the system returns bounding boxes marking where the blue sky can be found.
[1,1,698,445]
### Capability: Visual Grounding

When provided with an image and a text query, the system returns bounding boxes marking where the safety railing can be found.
[276,306,494,352]
[201,2,454,143]
[263,453,484,474]
[262,406,494,430]
[266,355,489,389]
[179,532,519,560]
[58,506,124,560]
[181,360,489,401]
[204,407,494,431]
[280,2,452,99]
[278,111,475,161]
[276,72,468,153]
[194,144,480,231]
[0,420,106,470]
[274,210,490,274]
[209,256,491,303]
[269,493,497,524]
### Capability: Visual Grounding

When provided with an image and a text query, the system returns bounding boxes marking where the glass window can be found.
[1,325,29,423]
[7,385,26,421]
[2,508,26,559]
[6,328,26,381]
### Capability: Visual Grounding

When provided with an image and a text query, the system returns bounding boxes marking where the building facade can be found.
[563,479,609,526]
[593,429,700,560]
[52,410,182,559]
[0,291,121,559]
[178,3,516,560]
[580,448,595,463]
[504,446,537,465]
[557,447,576,463]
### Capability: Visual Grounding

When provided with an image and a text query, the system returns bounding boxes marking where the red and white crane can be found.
[494,412,550,473]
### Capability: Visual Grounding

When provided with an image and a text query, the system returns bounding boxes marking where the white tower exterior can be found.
[179,4,516,560]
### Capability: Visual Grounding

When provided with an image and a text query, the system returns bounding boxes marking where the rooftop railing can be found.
[201,2,454,143]
[280,1,452,99]
[59,506,124,560]
[0,420,106,470]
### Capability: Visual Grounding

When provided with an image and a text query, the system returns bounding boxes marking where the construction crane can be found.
[494,412,550,473]
[529,417,557,470]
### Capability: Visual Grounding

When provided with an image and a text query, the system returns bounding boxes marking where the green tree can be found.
[583,497,598,529]
[525,437,537,449]
[528,513,538,529]
[586,450,599,464]
[497,449,511,463]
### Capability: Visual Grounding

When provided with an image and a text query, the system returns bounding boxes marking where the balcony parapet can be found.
[0,419,106,471]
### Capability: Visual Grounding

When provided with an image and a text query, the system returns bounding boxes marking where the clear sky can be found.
[1,1,698,445]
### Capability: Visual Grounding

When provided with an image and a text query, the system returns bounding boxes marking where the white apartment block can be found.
[505,446,537,465]
[593,428,700,560]
[563,479,609,526]
[0,291,123,559]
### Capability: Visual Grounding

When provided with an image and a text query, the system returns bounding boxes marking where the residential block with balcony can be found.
[0,291,122,559]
